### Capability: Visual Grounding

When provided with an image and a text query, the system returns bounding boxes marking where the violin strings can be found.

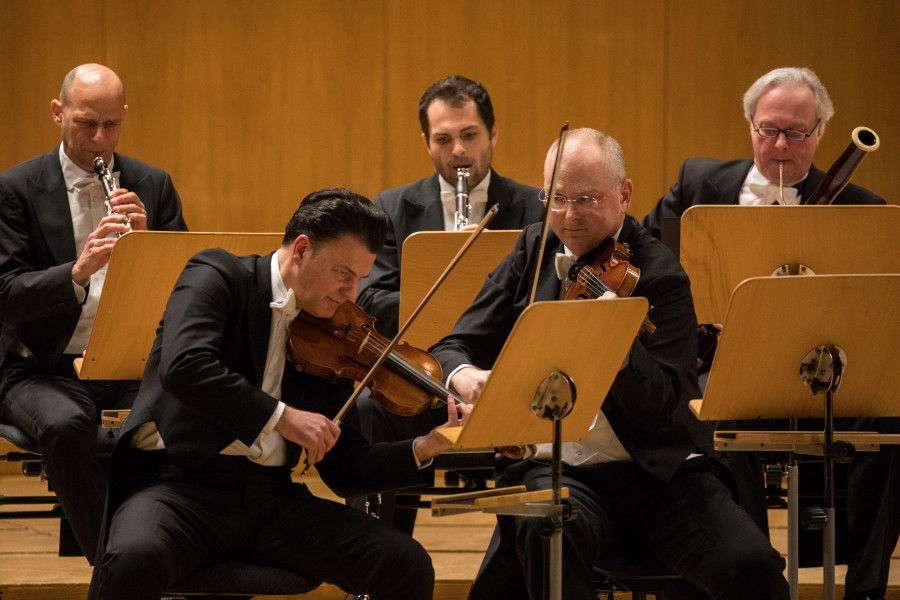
[308,322,458,402]
[577,266,614,297]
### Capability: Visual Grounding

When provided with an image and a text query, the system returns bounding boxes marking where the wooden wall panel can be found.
[381,0,667,214]
[107,0,388,232]
[1,0,896,236]
[0,1,105,166]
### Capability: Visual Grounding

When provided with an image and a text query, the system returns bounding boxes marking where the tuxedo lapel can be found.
[248,253,276,386]
[796,164,825,200]
[115,152,155,211]
[704,159,753,205]
[400,175,444,231]
[486,170,519,228]
[31,152,78,264]
[532,235,565,303]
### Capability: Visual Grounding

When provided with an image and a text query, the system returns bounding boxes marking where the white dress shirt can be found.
[438,170,491,230]
[739,164,807,206]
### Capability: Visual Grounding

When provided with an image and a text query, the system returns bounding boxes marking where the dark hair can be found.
[417,75,495,137]
[282,188,388,253]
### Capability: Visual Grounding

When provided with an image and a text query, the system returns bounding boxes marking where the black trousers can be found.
[468,459,789,600]
[0,355,137,563]
[89,452,435,600]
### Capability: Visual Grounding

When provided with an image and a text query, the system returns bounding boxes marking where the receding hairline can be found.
[59,64,126,105]
[543,128,627,185]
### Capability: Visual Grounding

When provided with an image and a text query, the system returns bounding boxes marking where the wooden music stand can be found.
[680,205,900,324]
[681,204,900,599]
[688,272,900,600]
[75,231,282,380]
[431,297,648,600]
[398,230,521,350]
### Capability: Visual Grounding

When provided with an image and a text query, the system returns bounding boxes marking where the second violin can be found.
[562,237,656,335]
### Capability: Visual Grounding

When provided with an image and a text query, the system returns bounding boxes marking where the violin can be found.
[286,300,466,417]
[562,237,656,335]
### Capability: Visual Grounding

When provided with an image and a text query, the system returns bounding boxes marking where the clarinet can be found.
[454,168,470,230]
[93,156,132,236]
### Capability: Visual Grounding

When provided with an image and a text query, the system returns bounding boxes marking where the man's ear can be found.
[292,234,312,263]
[619,179,633,212]
[51,100,63,125]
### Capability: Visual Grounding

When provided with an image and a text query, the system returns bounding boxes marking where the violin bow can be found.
[332,204,499,426]
[527,122,568,306]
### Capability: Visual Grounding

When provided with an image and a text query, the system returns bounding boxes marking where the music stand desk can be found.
[690,274,900,600]
[399,230,520,350]
[75,231,282,381]
[680,205,900,324]
[431,297,647,600]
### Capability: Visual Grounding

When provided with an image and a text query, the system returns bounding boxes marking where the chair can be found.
[593,551,683,600]
[1,420,121,554]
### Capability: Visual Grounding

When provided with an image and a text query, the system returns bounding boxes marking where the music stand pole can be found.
[799,344,846,600]
[549,418,564,600]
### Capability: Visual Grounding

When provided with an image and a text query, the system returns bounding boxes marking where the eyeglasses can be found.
[752,117,821,141]
[539,184,621,211]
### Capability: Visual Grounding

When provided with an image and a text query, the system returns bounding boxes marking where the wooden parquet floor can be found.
[1,451,898,600]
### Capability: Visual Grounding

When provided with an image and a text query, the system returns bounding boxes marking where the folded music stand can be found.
[682,205,900,600]
[399,230,521,350]
[431,297,648,600]
[75,231,282,380]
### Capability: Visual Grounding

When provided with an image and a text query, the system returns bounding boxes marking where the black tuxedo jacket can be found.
[430,216,713,483]
[641,158,885,239]
[0,148,187,371]
[357,170,542,337]
[117,249,428,495]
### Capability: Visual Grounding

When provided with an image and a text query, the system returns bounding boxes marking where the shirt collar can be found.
[438,168,491,197]
[746,163,808,187]
[438,170,491,229]
[59,144,115,191]
[269,250,298,317]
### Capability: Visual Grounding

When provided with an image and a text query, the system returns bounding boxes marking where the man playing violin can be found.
[642,67,895,600]
[0,63,187,563]
[430,128,789,600]
[89,188,469,600]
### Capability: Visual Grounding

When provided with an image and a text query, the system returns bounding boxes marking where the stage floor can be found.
[1,452,897,599]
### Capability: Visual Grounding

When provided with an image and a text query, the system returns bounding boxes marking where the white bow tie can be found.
[749,183,799,205]
[555,253,576,281]
[270,289,300,321]
[71,171,120,192]
[440,187,487,216]
[71,175,99,190]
